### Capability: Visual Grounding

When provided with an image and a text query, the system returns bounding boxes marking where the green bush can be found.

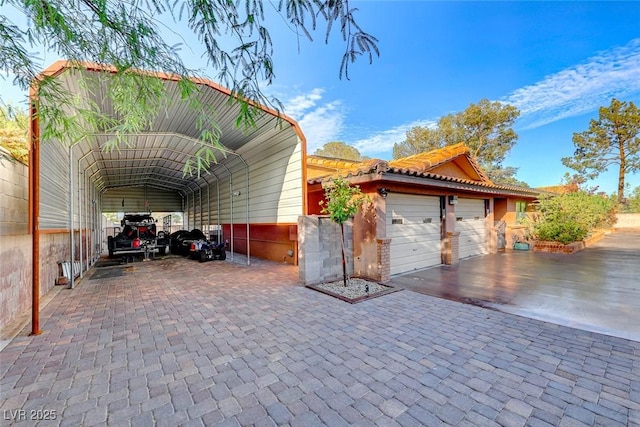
[531,191,617,244]
[534,219,588,245]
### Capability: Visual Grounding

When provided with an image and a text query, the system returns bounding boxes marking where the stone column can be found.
[443,231,460,265]
[376,238,391,283]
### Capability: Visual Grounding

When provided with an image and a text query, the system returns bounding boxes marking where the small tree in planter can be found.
[320,178,369,287]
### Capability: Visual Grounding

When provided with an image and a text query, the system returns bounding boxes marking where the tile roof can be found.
[306,143,541,197]
[387,143,491,183]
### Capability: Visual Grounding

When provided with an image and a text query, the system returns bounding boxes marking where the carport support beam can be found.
[69,145,75,289]
[29,98,42,336]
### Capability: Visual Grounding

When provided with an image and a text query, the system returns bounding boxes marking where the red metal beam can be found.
[29,90,42,336]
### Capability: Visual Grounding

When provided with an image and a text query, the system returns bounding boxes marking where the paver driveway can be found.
[1,255,639,426]
[391,231,640,342]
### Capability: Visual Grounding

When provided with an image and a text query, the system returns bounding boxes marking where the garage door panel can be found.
[387,194,442,275]
[456,198,487,259]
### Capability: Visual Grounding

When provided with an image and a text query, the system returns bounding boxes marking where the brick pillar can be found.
[443,231,460,265]
[376,238,391,283]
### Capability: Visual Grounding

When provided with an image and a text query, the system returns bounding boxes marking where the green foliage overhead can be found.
[392,99,522,185]
[531,191,618,245]
[1,0,379,174]
[0,105,29,164]
[314,141,368,161]
[562,98,640,204]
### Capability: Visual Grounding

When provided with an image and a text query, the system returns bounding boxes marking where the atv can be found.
[197,241,227,262]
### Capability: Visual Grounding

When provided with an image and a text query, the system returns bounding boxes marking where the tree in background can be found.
[314,141,369,161]
[0,105,29,164]
[319,178,368,287]
[623,186,640,213]
[1,0,378,173]
[562,98,640,204]
[392,99,522,185]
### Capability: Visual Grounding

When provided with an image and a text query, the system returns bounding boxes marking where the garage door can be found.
[387,194,442,275]
[456,198,488,259]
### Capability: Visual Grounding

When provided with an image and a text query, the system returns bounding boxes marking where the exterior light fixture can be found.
[378,188,389,199]
[448,195,458,205]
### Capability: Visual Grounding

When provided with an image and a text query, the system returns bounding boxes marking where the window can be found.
[516,201,527,222]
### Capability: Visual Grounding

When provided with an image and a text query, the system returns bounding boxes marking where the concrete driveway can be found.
[391,231,640,342]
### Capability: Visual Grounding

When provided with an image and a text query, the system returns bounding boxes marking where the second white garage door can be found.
[387,193,442,275]
[456,198,488,259]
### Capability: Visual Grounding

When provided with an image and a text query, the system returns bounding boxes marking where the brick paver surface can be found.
[1,256,638,426]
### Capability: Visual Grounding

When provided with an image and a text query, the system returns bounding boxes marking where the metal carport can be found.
[29,61,309,334]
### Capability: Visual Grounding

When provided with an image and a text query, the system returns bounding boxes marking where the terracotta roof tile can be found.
[387,143,491,183]
[306,144,540,197]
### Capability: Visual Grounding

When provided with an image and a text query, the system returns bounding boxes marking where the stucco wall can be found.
[616,213,640,229]
[298,215,354,285]
[0,149,31,330]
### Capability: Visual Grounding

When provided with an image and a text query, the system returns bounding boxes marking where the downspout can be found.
[29,94,42,336]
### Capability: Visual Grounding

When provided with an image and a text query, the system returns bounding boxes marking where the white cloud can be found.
[283,89,346,153]
[351,119,437,156]
[505,38,640,129]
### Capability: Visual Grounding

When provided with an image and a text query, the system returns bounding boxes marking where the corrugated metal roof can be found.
[44,62,302,199]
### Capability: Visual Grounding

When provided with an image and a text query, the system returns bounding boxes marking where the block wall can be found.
[0,150,31,330]
[298,215,354,285]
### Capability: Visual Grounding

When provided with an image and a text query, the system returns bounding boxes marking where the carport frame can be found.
[28,61,309,335]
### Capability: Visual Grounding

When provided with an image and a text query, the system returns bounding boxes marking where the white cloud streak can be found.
[506,38,640,129]
[284,86,437,157]
[283,88,346,153]
[281,39,640,159]
[351,119,437,156]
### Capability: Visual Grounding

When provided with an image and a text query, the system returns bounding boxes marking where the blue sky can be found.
[268,1,640,194]
[3,1,640,194]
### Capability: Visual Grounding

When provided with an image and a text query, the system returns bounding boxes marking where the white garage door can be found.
[387,194,442,275]
[456,198,488,259]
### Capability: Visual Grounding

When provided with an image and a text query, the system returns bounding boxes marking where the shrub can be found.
[534,219,588,245]
[531,191,617,244]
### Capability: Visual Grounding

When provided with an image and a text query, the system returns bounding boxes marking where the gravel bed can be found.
[316,278,391,299]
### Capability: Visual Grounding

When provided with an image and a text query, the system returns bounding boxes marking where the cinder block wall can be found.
[0,149,32,330]
[298,215,354,285]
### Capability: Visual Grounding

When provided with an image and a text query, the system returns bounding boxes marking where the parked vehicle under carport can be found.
[107,213,169,258]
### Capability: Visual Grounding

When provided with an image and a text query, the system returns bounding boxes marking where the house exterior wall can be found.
[353,189,381,280]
